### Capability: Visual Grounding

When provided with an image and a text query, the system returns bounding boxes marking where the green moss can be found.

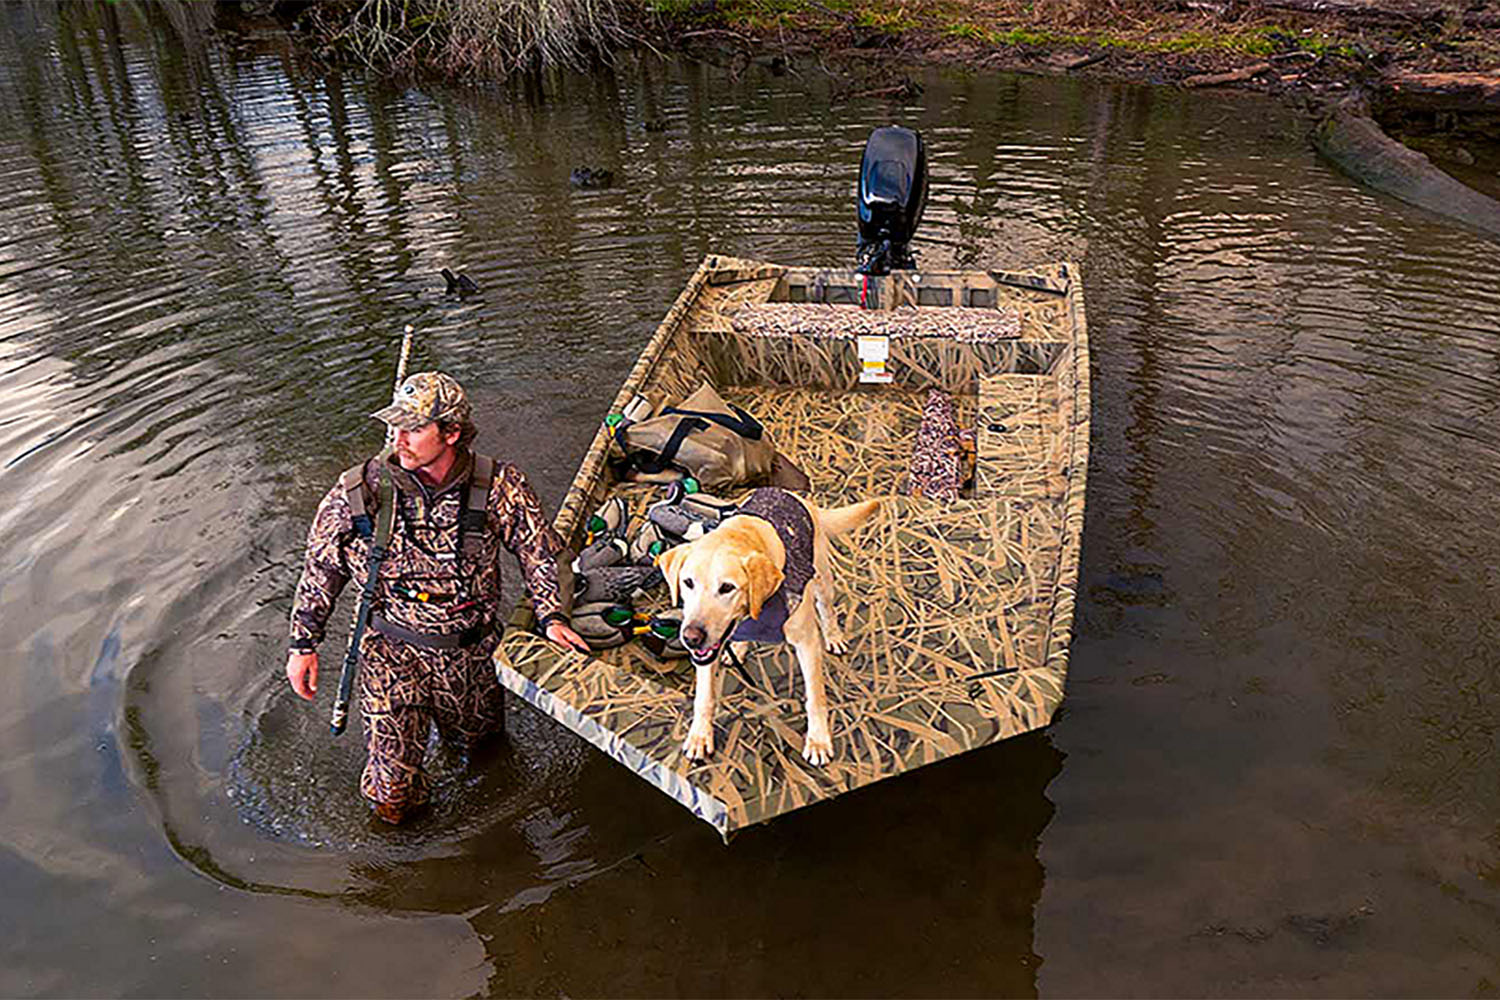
[1138,29,1274,55]
[942,21,992,41]
[1287,33,1360,59]
[939,19,1300,54]
[856,7,920,33]
[941,21,1082,46]
[994,27,1070,46]
[647,0,810,22]
[648,0,922,34]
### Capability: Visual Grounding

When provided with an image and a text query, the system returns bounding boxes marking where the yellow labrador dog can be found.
[655,487,881,765]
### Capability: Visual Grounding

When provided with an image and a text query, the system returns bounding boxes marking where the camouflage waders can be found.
[356,630,504,811]
[290,449,565,812]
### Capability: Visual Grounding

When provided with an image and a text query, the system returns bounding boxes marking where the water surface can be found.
[2,5,1498,996]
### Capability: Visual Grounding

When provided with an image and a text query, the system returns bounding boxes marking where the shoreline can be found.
[642,3,1498,153]
[230,1,1500,196]
[239,1,1500,95]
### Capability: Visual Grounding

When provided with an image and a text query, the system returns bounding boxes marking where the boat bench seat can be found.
[729,302,1021,342]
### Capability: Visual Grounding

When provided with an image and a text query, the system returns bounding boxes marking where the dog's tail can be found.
[819,498,882,538]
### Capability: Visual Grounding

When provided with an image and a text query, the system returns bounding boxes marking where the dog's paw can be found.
[824,633,849,656]
[802,730,833,766]
[683,723,715,761]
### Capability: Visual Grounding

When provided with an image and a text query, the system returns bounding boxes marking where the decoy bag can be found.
[613,382,776,492]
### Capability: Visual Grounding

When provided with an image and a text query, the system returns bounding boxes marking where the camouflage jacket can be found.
[288,449,566,651]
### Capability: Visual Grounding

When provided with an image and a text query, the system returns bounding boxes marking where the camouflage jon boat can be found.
[492,252,1092,839]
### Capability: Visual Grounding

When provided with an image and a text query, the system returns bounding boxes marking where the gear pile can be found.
[566,481,740,662]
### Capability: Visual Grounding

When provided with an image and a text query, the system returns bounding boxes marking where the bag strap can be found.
[630,415,709,475]
[341,462,374,538]
[458,453,497,559]
[659,402,764,441]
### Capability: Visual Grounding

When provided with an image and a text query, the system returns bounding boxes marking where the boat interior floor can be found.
[497,378,1070,830]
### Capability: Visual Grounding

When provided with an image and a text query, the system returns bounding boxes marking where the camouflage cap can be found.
[371,371,471,431]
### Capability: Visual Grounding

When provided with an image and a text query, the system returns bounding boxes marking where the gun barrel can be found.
[330,325,415,738]
[330,699,350,736]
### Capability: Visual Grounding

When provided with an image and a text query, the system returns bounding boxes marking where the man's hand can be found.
[544,621,590,654]
[287,651,319,700]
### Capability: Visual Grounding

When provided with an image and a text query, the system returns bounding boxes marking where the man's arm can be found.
[492,462,568,627]
[286,480,355,697]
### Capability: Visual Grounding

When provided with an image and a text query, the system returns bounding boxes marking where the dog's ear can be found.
[741,551,785,620]
[655,543,689,605]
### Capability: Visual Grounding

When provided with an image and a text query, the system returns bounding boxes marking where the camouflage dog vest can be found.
[731,488,815,645]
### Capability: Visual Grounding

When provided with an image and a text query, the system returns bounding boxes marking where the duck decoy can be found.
[574,564,664,604]
[441,268,479,296]
[569,166,615,189]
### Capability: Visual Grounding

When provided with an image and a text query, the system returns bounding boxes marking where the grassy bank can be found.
[265,0,1497,81]
[639,0,1497,88]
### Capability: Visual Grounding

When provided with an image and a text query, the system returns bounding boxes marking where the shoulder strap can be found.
[373,468,397,548]
[341,462,374,538]
[459,454,497,559]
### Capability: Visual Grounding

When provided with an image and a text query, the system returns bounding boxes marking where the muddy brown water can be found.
[3,5,1500,997]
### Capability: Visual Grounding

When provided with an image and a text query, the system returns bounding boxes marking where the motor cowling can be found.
[856,125,928,275]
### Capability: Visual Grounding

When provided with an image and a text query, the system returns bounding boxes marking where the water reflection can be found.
[2,3,1499,995]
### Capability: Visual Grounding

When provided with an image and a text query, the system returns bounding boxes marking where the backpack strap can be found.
[341,462,374,538]
[458,454,497,559]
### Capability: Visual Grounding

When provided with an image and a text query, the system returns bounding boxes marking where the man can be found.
[285,371,587,824]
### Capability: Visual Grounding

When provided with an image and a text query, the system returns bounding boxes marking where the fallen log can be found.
[1378,71,1500,116]
[1065,52,1109,72]
[1183,62,1272,87]
[1263,0,1500,28]
[1313,104,1500,238]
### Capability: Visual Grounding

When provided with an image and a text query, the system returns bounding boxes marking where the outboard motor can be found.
[856,125,928,275]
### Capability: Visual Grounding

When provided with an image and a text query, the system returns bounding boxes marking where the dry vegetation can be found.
[299,0,629,75]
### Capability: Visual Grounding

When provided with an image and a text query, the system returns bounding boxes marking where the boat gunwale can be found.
[1039,263,1090,682]
[508,254,729,631]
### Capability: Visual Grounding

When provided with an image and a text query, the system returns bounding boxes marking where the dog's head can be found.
[656,529,784,666]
